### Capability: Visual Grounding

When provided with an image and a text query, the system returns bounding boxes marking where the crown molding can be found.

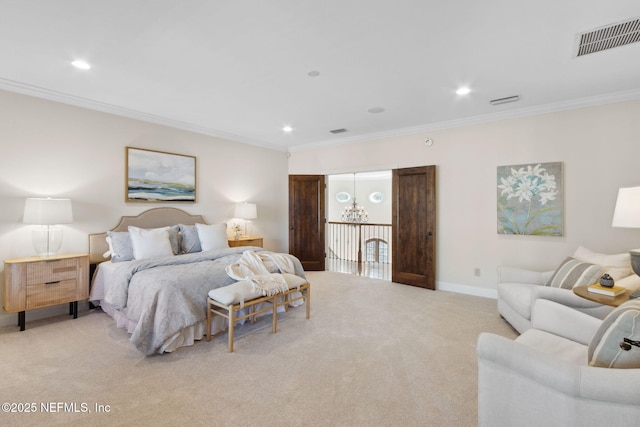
[3,77,639,154]
[0,78,286,152]
[289,88,640,152]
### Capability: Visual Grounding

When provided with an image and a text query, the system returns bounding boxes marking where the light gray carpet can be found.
[0,271,516,427]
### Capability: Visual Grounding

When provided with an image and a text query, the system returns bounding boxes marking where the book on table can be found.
[587,284,626,297]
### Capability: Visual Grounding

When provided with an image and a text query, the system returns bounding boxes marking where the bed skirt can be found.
[96,294,302,354]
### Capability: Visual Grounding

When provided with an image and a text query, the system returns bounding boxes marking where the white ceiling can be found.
[1,0,640,152]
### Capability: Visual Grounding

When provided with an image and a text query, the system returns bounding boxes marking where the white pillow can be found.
[195,223,229,251]
[573,246,632,281]
[128,226,174,260]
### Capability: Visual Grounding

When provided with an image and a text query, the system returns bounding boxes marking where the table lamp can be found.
[611,186,640,275]
[23,197,73,257]
[234,202,257,237]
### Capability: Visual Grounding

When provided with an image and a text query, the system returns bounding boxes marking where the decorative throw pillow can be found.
[178,224,202,253]
[588,300,640,368]
[106,231,134,263]
[128,226,174,260]
[573,246,632,281]
[195,223,229,251]
[166,225,181,255]
[545,257,603,289]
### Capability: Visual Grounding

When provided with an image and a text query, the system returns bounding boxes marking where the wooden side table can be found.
[3,253,89,330]
[228,236,263,248]
[572,285,631,307]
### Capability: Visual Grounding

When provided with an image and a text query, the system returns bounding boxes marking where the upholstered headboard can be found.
[88,207,207,264]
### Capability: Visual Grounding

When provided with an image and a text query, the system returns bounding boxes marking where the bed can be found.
[88,207,306,355]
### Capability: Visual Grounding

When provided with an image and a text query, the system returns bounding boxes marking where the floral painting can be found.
[497,162,563,236]
[126,147,196,202]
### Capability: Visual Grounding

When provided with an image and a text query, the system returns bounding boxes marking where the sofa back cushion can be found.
[573,246,632,281]
[589,300,640,368]
[545,257,603,289]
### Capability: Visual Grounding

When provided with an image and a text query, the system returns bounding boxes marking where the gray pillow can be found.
[167,225,181,255]
[106,231,134,262]
[589,300,640,368]
[545,257,603,289]
[178,224,202,253]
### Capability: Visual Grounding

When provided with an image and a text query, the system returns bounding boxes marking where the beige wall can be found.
[3,88,639,326]
[0,90,289,325]
[289,99,640,296]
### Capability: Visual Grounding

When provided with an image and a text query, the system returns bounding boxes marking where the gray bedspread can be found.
[93,247,305,355]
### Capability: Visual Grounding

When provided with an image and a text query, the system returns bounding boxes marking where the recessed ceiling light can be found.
[456,86,471,96]
[71,59,91,70]
[367,107,385,114]
[282,125,293,133]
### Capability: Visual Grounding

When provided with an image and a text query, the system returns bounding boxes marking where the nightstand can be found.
[228,236,263,248]
[3,253,89,331]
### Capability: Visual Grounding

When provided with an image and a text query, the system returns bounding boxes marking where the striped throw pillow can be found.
[545,257,603,289]
[589,300,640,368]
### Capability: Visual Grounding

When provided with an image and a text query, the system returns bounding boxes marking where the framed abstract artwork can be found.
[497,162,563,236]
[126,147,196,202]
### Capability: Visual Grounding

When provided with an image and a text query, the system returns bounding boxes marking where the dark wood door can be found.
[392,166,436,289]
[288,175,325,271]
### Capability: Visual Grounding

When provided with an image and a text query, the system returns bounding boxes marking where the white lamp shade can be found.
[235,202,257,220]
[611,187,640,228]
[23,198,73,225]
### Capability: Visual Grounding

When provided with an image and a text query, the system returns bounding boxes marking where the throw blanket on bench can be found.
[225,250,295,296]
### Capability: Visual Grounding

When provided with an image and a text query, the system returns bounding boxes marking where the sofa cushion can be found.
[573,246,632,281]
[545,257,603,289]
[588,300,640,368]
[517,328,587,365]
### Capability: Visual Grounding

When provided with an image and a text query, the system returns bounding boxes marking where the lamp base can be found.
[630,250,640,277]
[32,226,63,257]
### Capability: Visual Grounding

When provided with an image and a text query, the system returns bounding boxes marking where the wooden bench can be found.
[206,274,311,352]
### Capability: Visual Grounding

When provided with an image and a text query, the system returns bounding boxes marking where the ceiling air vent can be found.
[576,17,640,57]
[330,128,347,134]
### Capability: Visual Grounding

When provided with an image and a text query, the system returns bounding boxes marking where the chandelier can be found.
[341,174,368,223]
[341,199,368,223]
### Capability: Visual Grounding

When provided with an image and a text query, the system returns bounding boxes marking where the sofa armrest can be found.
[530,299,601,345]
[530,285,604,310]
[477,333,640,405]
[497,266,552,285]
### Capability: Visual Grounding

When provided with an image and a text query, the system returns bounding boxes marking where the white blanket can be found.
[225,250,295,296]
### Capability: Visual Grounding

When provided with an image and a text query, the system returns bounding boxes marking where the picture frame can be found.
[497,161,563,236]
[126,147,196,203]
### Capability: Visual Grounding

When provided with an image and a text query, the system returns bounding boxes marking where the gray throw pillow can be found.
[106,231,134,262]
[168,225,181,255]
[545,257,603,289]
[178,224,202,253]
[589,300,640,368]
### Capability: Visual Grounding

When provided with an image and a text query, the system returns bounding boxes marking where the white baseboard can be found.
[437,281,497,299]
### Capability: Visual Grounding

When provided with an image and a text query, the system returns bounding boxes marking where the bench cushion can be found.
[208,274,308,305]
